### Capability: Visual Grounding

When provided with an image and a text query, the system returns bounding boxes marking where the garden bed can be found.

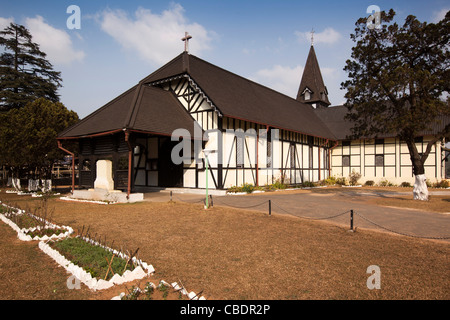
[39,235,155,291]
[0,202,73,241]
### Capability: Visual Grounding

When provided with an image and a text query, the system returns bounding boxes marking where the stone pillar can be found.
[94,160,114,191]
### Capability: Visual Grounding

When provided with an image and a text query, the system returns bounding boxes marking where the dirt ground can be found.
[0,187,449,300]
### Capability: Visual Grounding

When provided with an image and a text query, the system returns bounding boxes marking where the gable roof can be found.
[143,52,336,140]
[58,85,202,139]
[296,45,330,106]
[59,52,337,141]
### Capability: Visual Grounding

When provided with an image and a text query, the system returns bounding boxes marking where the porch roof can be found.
[58,85,203,139]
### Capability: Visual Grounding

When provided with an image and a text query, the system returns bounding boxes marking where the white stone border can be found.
[38,239,155,291]
[0,203,73,241]
[59,196,116,205]
[110,280,206,300]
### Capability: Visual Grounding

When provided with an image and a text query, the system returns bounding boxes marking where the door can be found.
[158,137,183,187]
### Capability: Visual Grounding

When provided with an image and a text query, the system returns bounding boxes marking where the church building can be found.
[57,37,448,195]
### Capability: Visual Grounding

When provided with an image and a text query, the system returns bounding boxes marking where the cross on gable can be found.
[181,32,192,53]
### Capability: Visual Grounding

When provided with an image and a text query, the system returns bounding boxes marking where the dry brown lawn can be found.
[0,190,449,300]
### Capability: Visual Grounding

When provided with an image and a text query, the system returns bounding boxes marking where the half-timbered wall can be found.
[150,77,332,190]
[331,136,446,184]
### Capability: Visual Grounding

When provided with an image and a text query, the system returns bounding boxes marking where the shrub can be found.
[434,180,449,188]
[400,181,411,187]
[348,170,362,186]
[302,181,316,188]
[335,176,347,185]
[364,180,375,186]
[322,176,337,185]
[378,178,396,187]
[227,185,242,193]
[272,178,287,190]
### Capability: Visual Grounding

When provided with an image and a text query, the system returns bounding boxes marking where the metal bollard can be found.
[350,209,354,231]
[269,200,271,216]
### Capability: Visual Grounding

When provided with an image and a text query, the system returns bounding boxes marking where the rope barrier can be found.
[166,193,450,240]
[271,201,350,220]
[353,211,450,240]
[213,197,269,209]
[171,193,205,204]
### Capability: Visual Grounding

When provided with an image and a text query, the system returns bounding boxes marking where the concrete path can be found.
[144,188,450,242]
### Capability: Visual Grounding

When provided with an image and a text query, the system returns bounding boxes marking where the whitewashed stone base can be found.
[70,188,143,203]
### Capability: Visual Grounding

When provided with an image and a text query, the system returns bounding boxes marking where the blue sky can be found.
[1,0,448,118]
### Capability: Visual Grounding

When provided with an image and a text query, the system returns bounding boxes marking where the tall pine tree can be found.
[0,22,62,111]
[341,10,449,200]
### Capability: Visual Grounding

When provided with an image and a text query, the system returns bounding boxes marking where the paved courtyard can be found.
[144,187,450,242]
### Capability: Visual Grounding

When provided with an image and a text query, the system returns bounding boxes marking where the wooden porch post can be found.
[57,140,75,194]
[124,130,132,199]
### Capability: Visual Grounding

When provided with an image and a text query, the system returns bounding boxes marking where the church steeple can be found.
[296,45,331,108]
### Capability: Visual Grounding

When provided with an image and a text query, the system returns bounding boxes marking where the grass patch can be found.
[49,237,135,281]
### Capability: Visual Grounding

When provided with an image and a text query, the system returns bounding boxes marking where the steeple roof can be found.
[296,45,331,106]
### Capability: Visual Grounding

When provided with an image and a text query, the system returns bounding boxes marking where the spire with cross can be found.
[181,32,192,53]
[311,28,315,46]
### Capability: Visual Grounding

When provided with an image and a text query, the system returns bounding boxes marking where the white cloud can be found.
[432,8,449,22]
[250,65,304,98]
[0,16,14,30]
[99,4,213,65]
[25,15,85,65]
[295,27,342,45]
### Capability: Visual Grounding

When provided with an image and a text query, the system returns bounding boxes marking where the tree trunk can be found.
[413,174,428,201]
[406,138,430,201]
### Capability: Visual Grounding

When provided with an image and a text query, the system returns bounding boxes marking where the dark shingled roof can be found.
[296,45,331,106]
[142,52,336,140]
[315,105,450,140]
[59,52,336,140]
[58,85,202,139]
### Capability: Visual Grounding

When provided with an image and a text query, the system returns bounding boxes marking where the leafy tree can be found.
[0,23,62,111]
[341,9,450,200]
[0,98,79,179]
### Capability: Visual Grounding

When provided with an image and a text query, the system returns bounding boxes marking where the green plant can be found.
[144,282,155,300]
[378,178,395,187]
[400,181,412,187]
[301,181,316,188]
[271,178,287,190]
[158,282,170,300]
[50,237,135,281]
[364,180,375,186]
[348,170,362,186]
[335,176,347,186]
[322,176,337,186]
[434,180,449,188]
[241,183,255,194]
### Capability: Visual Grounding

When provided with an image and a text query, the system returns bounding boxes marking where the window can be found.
[236,135,244,168]
[304,91,310,100]
[290,144,296,168]
[267,131,272,168]
[375,154,384,166]
[342,155,350,167]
